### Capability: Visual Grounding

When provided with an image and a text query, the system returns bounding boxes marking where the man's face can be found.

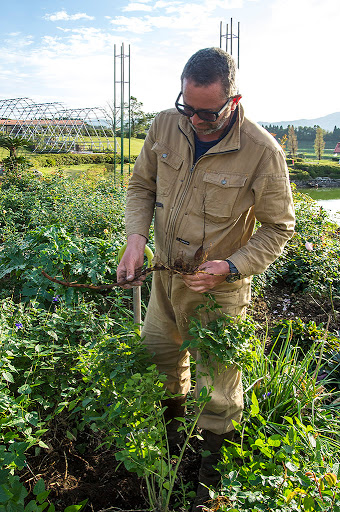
[181,78,233,137]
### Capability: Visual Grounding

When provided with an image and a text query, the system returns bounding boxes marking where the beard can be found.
[190,112,230,136]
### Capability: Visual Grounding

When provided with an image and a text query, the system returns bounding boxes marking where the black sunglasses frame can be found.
[175,92,234,122]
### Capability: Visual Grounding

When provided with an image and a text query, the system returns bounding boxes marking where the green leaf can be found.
[37,490,50,504]
[64,499,88,512]
[1,372,14,383]
[66,431,76,441]
[47,331,58,341]
[268,435,281,447]
[25,412,39,427]
[303,496,315,511]
[0,484,13,503]
[18,384,32,395]
[250,391,259,416]
[33,479,45,496]
[286,461,299,473]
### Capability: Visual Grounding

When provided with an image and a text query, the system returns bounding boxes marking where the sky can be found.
[1,0,339,124]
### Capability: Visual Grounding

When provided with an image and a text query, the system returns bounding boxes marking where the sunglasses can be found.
[175,92,241,122]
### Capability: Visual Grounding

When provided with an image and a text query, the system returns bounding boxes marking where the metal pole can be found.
[226,23,229,52]
[238,22,240,68]
[230,18,233,55]
[133,287,142,325]
[121,43,124,183]
[219,21,222,48]
[114,44,117,185]
[128,44,131,176]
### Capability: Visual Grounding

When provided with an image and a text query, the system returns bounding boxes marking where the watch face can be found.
[225,273,240,283]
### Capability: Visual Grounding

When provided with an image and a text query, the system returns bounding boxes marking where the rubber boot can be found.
[161,395,186,452]
[191,429,235,512]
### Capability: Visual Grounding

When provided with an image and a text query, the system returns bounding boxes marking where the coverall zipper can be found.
[165,128,238,298]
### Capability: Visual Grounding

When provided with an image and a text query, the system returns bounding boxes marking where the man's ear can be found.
[231,94,242,111]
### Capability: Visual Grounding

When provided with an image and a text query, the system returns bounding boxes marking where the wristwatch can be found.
[225,260,240,283]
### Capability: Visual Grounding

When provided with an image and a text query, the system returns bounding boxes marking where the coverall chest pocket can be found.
[202,173,247,221]
[152,142,184,197]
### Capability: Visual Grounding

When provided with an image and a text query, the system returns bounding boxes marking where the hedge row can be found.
[29,153,137,168]
[293,161,340,179]
[286,157,304,165]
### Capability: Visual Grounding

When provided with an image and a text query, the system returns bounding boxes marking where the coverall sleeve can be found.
[227,149,295,277]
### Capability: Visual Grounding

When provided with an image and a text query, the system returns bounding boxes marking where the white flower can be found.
[305,242,313,251]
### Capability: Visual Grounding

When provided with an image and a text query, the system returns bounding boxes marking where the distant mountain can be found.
[259,112,340,132]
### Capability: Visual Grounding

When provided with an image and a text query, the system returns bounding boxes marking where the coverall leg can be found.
[141,270,250,435]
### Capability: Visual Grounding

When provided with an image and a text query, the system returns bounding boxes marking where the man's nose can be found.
[190,113,202,125]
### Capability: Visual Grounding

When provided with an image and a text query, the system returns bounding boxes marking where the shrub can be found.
[289,169,310,180]
[0,174,126,238]
[294,161,340,179]
[257,187,340,299]
[29,152,136,168]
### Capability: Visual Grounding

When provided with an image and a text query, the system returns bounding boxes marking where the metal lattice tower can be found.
[220,18,240,69]
[114,43,131,179]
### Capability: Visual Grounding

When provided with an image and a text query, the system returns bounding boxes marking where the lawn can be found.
[297,140,336,160]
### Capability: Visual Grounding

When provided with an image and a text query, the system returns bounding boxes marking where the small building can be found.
[334,142,340,157]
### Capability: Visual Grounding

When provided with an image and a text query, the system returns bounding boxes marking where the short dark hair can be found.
[181,47,237,98]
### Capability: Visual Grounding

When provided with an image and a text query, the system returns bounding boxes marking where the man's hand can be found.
[117,234,147,289]
[182,260,230,293]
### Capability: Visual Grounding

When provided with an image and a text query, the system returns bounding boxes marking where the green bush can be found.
[257,187,340,299]
[289,169,311,180]
[29,152,137,168]
[294,161,340,179]
[0,174,126,238]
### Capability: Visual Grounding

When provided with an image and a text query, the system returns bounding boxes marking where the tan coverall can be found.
[125,105,295,434]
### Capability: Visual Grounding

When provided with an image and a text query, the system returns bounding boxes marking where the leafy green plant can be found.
[271,318,340,354]
[242,320,339,433]
[0,225,123,303]
[0,174,126,238]
[212,395,340,511]
[181,296,259,374]
[256,186,340,301]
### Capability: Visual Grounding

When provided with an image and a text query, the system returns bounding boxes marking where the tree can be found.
[0,134,29,158]
[106,97,157,138]
[0,135,31,173]
[314,126,325,161]
[287,125,298,157]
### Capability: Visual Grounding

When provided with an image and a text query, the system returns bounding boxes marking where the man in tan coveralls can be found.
[117,48,295,510]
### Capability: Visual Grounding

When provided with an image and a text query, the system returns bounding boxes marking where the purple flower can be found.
[52,296,60,302]
[15,322,23,329]
[262,391,272,399]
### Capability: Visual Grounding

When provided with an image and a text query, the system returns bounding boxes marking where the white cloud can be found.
[44,10,95,22]
[153,0,181,8]
[110,0,242,33]
[110,16,154,33]
[56,27,72,33]
[122,3,153,11]
[3,34,34,48]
